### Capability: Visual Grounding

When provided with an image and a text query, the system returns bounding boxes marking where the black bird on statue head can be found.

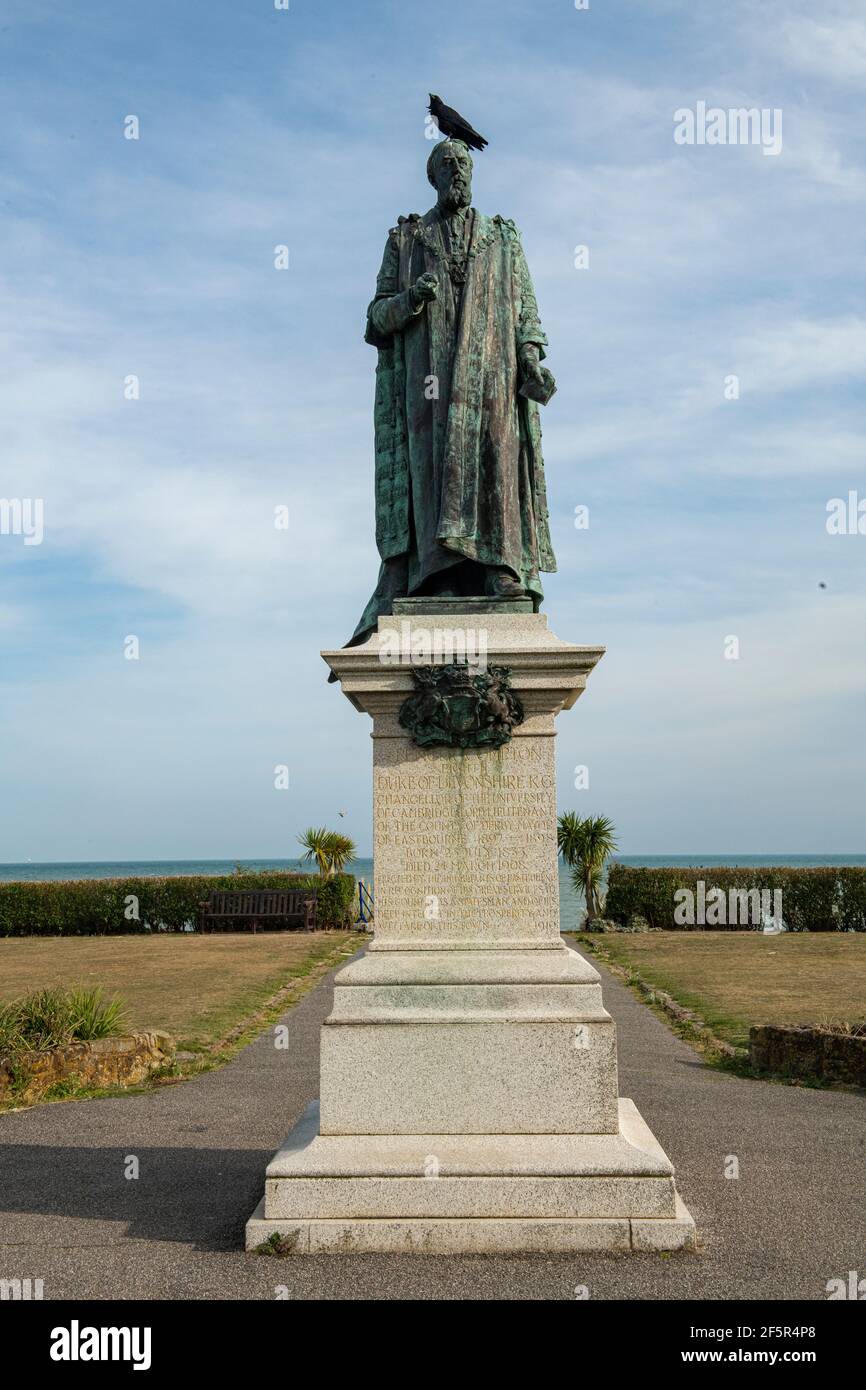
[428,94,488,152]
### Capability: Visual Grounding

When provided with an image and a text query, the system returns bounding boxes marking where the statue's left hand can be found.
[520,343,553,392]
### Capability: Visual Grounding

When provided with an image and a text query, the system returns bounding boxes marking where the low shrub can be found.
[0,986,127,1054]
[314,872,356,928]
[0,871,357,937]
[604,864,866,932]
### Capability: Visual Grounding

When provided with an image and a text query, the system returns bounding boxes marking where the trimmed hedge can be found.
[605,864,866,933]
[0,871,357,937]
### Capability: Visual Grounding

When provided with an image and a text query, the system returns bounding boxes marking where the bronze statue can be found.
[346,134,557,648]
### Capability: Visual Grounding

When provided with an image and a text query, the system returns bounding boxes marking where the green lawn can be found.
[0,931,360,1053]
[573,931,866,1049]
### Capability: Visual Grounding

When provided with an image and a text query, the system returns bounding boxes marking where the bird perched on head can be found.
[428,94,488,152]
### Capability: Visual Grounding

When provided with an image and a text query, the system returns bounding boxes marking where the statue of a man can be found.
[347,137,557,647]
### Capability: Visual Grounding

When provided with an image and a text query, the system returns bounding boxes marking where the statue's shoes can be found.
[483,568,526,599]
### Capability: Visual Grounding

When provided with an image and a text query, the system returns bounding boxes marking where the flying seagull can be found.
[428,94,488,152]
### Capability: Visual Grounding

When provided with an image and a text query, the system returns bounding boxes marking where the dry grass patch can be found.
[574,932,866,1049]
[0,932,359,1052]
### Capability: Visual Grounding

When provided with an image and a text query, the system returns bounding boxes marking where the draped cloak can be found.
[349,205,557,645]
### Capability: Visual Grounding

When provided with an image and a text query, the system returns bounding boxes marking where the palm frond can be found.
[558,812,619,920]
[297,827,356,876]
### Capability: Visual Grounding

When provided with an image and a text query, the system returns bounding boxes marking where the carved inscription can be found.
[373,740,561,940]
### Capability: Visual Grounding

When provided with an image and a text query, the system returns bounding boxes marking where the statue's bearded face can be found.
[433,144,473,210]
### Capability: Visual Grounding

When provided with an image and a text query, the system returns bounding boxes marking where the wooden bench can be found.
[197,889,317,934]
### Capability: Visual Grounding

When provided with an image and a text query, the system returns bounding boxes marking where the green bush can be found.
[313,873,356,928]
[0,871,357,937]
[0,986,127,1054]
[837,868,866,933]
[604,864,866,932]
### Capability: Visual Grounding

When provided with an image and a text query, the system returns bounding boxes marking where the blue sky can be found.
[1,0,864,860]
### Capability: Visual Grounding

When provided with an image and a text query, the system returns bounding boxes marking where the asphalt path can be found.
[2,947,863,1300]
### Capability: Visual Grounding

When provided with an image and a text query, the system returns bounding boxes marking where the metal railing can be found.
[357,878,374,926]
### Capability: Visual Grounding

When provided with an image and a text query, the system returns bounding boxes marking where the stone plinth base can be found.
[245,1098,696,1254]
[245,609,697,1256]
[319,942,619,1135]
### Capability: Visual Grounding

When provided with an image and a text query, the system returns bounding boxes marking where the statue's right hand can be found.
[411,273,439,306]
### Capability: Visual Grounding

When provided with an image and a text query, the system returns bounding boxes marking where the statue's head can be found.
[427,138,473,211]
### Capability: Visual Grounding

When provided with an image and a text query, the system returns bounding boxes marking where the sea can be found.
[2,855,863,932]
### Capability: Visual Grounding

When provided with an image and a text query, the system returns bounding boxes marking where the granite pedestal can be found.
[246,604,696,1253]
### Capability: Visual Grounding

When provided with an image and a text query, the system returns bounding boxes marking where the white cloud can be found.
[554,592,866,853]
[780,12,866,82]
[2,3,865,857]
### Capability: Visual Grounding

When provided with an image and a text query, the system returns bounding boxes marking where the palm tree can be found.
[557,812,618,923]
[297,827,357,877]
[322,831,356,876]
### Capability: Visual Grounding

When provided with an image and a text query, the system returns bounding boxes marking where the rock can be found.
[750,1024,866,1087]
[626,915,651,933]
[583,916,649,934]
[0,1032,174,1102]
